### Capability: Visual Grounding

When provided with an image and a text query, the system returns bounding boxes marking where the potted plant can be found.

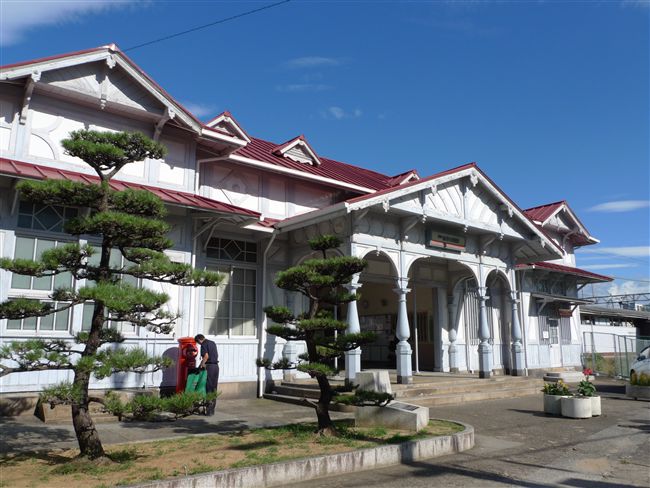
[577,368,600,416]
[542,380,570,415]
[626,372,650,401]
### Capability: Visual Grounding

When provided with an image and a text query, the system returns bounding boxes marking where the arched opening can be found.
[354,251,398,369]
[485,271,512,374]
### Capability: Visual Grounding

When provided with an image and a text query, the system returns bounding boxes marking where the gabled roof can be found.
[234,137,398,192]
[204,111,251,143]
[272,135,321,166]
[524,200,598,247]
[0,44,247,150]
[516,262,613,283]
[386,169,420,186]
[0,157,260,218]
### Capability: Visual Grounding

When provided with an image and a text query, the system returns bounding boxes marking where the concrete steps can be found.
[264,375,544,409]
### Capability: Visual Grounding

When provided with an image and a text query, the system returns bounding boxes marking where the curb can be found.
[130,420,474,488]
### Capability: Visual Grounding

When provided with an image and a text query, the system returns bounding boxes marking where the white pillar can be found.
[477,286,492,379]
[510,290,525,376]
[434,287,445,372]
[394,278,413,384]
[344,274,362,383]
[447,294,459,372]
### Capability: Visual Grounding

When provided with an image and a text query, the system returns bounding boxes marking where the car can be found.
[630,345,650,377]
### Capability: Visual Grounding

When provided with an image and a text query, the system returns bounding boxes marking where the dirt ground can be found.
[0,420,462,488]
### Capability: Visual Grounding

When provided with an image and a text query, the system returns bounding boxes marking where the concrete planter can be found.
[561,396,592,419]
[626,384,650,401]
[543,394,567,415]
[590,396,601,416]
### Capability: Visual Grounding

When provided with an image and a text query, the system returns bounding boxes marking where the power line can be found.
[123,0,292,53]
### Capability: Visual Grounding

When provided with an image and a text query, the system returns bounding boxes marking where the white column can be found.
[447,294,459,372]
[394,277,413,384]
[510,290,525,376]
[344,273,362,383]
[434,287,445,372]
[477,286,492,378]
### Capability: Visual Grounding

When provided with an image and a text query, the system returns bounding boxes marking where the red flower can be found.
[583,368,593,376]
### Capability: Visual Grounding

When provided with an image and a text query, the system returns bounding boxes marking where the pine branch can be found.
[0,340,76,377]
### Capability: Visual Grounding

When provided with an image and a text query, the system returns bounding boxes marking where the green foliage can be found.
[0,339,74,377]
[297,362,336,378]
[308,235,342,252]
[93,348,172,379]
[18,179,103,208]
[41,382,84,406]
[577,379,596,397]
[62,130,166,175]
[582,353,617,377]
[103,391,220,421]
[334,389,394,407]
[263,306,295,324]
[542,380,570,396]
[110,188,167,218]
[0,298,54,320]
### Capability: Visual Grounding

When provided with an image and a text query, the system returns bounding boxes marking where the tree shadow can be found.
[561,478,642,488]
[0,421,74,455]
[507,408,555,418]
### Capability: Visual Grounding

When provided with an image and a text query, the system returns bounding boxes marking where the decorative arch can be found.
[484,268,513,291]
[356,248,399,279]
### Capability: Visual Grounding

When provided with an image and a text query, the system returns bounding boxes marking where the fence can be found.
[582,331,650,378]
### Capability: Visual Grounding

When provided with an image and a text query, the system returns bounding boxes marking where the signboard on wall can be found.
[425,228,466,252]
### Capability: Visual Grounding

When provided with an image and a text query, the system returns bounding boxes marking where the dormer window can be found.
[272,135,321,166]
[204,111,251,143]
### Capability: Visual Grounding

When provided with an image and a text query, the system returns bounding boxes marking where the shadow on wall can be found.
[160,346,179,397]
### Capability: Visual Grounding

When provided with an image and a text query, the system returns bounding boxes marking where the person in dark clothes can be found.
[194,334,219,415]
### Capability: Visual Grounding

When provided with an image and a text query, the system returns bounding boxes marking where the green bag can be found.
[185,369,207,395]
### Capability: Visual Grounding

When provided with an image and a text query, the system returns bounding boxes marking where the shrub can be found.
[542,380,570,395]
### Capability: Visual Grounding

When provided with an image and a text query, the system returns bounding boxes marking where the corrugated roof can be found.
[0,157,260,218]
[524,201,565,223]
[516,261,613,282]
[236,137,396,192]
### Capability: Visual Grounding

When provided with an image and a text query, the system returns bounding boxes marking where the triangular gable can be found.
[525,201,598,247]
[0,44,244,149]
[344,163,564,259]
[387,169,420,187]
[272,135,321,166]
[204,111,251,143]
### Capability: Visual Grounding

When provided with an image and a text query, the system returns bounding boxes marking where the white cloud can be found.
[276,84,333,93]
[587,200,650,212]
[579,246,650,258]
[284,57,342,69]
[321,106,362,120]
[586,279,650,298]
[581,263,638,270]
[180,101,217,119]
[0,1,134,46]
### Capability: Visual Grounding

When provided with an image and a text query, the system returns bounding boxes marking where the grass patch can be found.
[1,419,465,488]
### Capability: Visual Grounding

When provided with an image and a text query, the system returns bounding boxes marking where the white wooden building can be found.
[0,45,612,398]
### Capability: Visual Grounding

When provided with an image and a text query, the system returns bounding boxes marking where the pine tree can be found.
[259,235,392,436]
[0,130,222,459]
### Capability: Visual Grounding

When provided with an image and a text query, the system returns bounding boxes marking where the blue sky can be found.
[1,0,649,296]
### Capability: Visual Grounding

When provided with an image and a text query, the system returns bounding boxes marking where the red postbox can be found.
[176,337,198,393]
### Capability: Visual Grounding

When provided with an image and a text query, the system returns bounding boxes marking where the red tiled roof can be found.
[524,201,565,223]
[386,169,419,186]
[235,137,397,192]
[0,158,260,218]
[516,262,613,282]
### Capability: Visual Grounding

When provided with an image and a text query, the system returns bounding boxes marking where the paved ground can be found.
[287,380,650,488]
[1,379,648,488]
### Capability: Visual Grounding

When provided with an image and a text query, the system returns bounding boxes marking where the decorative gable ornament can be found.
[272,135,321,166]
[204,111,251,143]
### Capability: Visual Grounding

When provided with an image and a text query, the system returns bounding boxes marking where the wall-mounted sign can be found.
[425,228,466,252]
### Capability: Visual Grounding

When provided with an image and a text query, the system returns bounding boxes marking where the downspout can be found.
[258,230,279,397]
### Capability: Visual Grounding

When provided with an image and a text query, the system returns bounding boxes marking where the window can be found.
[206,238,257,263]
[204,266,256,337]
[10,236,73,291]
[17,201,78,233]
[80,302,135,334]
[6,301,70,332]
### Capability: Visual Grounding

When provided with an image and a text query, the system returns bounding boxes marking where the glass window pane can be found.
[232,301,244,318]
[54,271,72,290]
[17,214,32,228]
[244,286,256,301]
[23,316,37,330]
[245,269,256,285]
[216,301,229,318]
[11,274,31,289]
[55,308,69,331]
[35,205,63,231]
[243,318,256,336]
[7,319,21,329]
[35,239,55,258]
[205,286,218,300]
[233,268,245,283]
[244,302,255,319]
[204,301,217,318]
[40,311,54,330]
[33,275,53,291]
[109,249,122,269]
[231,318,244,336]
[14,236,35,260]
[233,285,244,301]
[81,303,95,331]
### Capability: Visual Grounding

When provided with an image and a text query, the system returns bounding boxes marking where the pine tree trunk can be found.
[315,375,337,436]
[71,370,105,459]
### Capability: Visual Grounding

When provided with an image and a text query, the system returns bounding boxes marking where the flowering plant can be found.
[577,369,597,397]
[542,380,570,396]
